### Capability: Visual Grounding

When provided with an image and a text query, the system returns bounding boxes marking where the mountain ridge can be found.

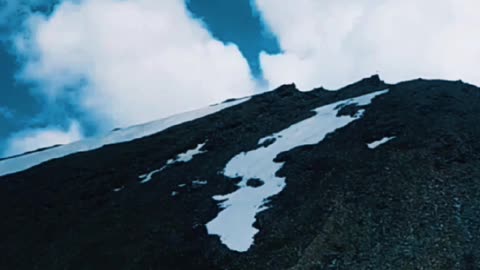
[1,76,480,269]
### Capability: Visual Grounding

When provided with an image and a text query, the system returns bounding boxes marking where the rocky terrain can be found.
[1,75,480,269]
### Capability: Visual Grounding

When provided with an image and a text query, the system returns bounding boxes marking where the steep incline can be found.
[1,76,480,269]
[0,98,249,177]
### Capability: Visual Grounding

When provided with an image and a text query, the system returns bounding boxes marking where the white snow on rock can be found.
[0,98,248,177]
[139,166,168,184]
[113,186,124,192]
[206,89,389,252]
[169,143,206,164]
[192,180,208,185]
[367,137,396,149]
[139,142,207,184]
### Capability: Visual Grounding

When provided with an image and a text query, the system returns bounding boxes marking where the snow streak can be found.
[367,137,396,149]
[206,89,389,252]
[139,142,206,183]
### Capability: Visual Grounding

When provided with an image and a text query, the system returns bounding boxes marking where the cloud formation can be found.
[2,121,82,157]
[16,0,256,129]
[254,0,480,90]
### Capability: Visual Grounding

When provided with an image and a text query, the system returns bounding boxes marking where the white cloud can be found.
[2,121,82,157]
[15,0,256,129]
[254,0,480,90]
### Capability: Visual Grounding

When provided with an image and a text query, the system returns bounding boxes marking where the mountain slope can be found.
[0,97,250,176]
[1,76,480,269]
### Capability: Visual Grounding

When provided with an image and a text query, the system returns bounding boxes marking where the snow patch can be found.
[206,89,389,252]
[367,137,396,149]
[171,143,206,163]
[139,142,207,184]
[113,186,124,192]
[139,166,167,184]
[192,180,208,186]
[0,98,249,177]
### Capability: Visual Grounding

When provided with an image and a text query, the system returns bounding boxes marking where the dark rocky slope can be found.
[1,76,480,269]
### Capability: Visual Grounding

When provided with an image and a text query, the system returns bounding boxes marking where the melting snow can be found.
[192,180,208,185]
[367,137,396,149]
[192,180,208,187]
[139,142,207,184]
[113,186,124,192]
[139,166,167,184]
[0,99,248,177]
[169,143,206,163]
[206,89,389,252]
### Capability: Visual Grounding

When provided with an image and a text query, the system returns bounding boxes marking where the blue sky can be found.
[187,0,280,77]
[2,0,480,158]
[0,0,279,157]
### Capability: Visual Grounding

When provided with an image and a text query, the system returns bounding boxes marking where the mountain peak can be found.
[2,77,480,269]
[272,83,298,95]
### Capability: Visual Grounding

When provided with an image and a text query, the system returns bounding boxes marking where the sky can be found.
[1,0,480,158]
[0,0,279,157]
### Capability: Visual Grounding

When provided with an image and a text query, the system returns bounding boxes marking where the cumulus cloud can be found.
[15,0,256,129]
[253,0,480,90]
[2,121,82,157]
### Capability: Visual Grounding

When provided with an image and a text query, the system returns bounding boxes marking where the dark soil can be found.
[1,75,480,269]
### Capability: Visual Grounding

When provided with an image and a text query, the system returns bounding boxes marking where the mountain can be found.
[1,75,480,269]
